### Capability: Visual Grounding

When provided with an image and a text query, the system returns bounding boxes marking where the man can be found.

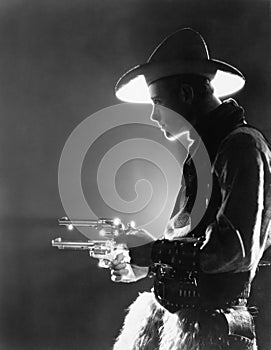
[110,28,271,349]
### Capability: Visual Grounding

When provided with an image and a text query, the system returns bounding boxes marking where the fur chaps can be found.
[113,292,163,350]
[113,292,257,350]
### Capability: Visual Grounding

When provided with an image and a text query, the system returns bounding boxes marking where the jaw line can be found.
[164,129,194,146]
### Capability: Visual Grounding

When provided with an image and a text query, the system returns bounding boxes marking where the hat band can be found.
[142,59,217,86]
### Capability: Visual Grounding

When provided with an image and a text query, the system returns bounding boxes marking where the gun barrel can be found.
[51,237,115,252]
[52,237,95,250]
[58,217,115,227]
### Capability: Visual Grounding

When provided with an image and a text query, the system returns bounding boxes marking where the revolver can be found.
[57,217,135,236]
[52,217,137,282]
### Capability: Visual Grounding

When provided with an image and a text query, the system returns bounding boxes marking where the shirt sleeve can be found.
[199,133,265,274]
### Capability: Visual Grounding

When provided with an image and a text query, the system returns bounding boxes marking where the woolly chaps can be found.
[113,292,257,350]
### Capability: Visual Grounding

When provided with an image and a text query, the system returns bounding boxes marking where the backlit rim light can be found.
[115,71,245,103]
[211,70,245,98]
[116,75,152,103]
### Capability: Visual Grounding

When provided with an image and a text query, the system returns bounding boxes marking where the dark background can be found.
[0,0,270,349]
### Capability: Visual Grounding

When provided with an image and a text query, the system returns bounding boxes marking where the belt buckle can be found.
[154,262,174,277]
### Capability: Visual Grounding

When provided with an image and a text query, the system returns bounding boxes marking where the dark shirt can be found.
[167,98,271,280]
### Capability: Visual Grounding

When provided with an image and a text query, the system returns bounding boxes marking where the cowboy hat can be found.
[115,28,245,103]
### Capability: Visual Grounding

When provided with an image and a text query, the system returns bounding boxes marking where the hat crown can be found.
[148,28,210,63]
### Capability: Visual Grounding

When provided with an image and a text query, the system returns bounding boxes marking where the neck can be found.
[196,94,221,117]
[191,94,221,129]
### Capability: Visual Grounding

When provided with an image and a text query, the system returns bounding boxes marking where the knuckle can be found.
[116,263,126,270]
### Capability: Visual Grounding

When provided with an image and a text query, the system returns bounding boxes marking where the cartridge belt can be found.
[151,239,251,313]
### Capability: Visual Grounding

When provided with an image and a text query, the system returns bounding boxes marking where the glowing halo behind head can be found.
[115,71,245,104]
[211,70,245,98]
[116,75,152,104]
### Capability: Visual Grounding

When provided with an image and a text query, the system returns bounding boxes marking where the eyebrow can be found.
[150,95,161,101]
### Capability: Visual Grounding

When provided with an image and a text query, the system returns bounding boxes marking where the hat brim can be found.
[115,59,245,103]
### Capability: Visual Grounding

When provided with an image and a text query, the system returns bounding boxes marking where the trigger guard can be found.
[98,259,111,268]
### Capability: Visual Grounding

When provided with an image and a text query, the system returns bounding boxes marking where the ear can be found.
[179,84,194,104]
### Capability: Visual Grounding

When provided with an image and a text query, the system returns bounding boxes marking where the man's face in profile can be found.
[149,79,193,141]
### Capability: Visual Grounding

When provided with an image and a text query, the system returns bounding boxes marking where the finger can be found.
[111,274,122,282]
[111,253,125,265]
[112,262,127,271]
[111,268,129,277]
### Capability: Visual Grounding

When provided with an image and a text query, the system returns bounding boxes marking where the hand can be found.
[110,252,149,283]
[115,228,157,267]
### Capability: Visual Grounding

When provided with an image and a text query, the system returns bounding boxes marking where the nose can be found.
[150,104,161,123]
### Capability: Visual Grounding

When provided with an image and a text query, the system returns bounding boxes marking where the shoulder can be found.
[213,126,271,175]
[218,126,271,155]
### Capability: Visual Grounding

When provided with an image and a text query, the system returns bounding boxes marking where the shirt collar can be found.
[192,98,246,162]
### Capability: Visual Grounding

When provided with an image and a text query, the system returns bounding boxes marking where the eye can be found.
[152,99,161,105]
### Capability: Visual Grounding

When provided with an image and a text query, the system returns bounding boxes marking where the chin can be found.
[164,130,175,141]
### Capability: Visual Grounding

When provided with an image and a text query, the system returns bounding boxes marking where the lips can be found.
[160,124,166,130]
